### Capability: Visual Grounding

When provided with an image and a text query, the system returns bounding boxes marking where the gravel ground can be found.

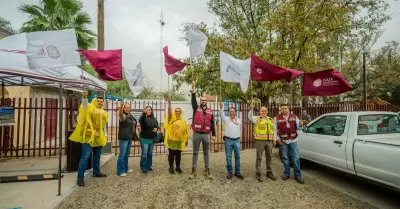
[57,149,375,209]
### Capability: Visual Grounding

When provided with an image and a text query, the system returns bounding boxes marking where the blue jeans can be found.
[140,139,154,172]
[279,142,301,178]
[224,138,241,174]
[77,143,102,180]
[117,139,132,175]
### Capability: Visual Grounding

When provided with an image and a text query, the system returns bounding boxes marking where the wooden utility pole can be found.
[97,0,105,97]
[362,52,367,111]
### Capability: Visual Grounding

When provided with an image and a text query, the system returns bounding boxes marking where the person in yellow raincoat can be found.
[69,90,108,186]
[164,95,188,174]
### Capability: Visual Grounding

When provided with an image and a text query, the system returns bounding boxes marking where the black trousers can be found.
[168,149,182,168]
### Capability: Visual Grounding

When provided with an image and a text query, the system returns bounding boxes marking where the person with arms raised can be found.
[69,90,108,186]
[164,94,188,174]
[189,80,216,179]
[220,102,244,180]
[116,101,137,177]
[248,103,277,182]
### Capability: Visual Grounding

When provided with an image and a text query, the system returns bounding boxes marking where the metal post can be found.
[160,12,165,93]
[57,83,63,196]
[362,52,367,111]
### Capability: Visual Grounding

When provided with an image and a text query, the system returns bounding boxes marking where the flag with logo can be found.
[302,69,353,96]
[26,29,81,68]
[250,54,303,82]
[164,46,188,75]
[188,29,208,58]
[220,51,251,92]
[124,62,144,97]
[78,49,122,81]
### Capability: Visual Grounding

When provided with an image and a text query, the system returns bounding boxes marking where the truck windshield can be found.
[358,114,400,135]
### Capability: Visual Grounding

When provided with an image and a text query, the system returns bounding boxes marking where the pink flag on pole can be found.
[78,49,122,81]
[163,46,188,75]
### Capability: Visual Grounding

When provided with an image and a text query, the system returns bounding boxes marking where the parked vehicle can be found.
[299,111,400,190]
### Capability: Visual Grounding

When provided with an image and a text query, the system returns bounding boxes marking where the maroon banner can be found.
[78,49,122,81]
[302,69,353,96]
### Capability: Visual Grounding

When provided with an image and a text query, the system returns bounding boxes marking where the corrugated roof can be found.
[0,27,14,37]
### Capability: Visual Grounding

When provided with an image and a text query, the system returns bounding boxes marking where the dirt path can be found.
[57,149,375,209]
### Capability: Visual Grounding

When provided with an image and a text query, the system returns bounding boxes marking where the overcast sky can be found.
[1,0,399,92]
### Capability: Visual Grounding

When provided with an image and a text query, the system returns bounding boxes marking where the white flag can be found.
[220,51,250,92]
[188,29,208,58]
[26,29,81,69]
[125,62,144,97]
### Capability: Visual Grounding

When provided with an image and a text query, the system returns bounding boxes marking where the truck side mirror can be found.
[302,126,308,133]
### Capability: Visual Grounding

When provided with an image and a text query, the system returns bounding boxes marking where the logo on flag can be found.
[46,45,61,59]
[313,79,322,87]
[256,68,263,74]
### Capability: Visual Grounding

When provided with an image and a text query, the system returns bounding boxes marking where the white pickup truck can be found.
[299,111,400,190]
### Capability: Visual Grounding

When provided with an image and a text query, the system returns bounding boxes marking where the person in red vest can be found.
[189,80,216,180]
[274,104,305,184]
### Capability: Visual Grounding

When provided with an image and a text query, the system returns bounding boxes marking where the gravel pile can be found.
[57,149,375,209]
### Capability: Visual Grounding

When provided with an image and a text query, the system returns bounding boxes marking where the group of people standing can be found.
[69,82,308,186]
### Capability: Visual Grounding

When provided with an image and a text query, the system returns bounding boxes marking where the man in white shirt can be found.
[219,102,244,180]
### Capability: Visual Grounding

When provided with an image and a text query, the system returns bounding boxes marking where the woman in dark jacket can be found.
[139,106,159,173]
[117,101,137,177]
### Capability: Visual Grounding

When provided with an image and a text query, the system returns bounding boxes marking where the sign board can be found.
[0,106,15,126]
[131,109,143,128]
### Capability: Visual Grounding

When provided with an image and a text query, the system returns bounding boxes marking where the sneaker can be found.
[148,168,153,172]
[169,167,175,174]
[119,173,127,177]
[93,173,107,177]
[227,172,233,180]
[126,169,133,173]
[266,172,277,181]
[77,178,85,186]
[176,168,183,174]
[234,173,244,180]
[189,168,197,179]
[256,172,263,182]
[296,177,305,184]
[205,168,213,179]
[281,175,290,181]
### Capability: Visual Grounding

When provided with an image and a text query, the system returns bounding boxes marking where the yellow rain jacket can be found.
[164,108,188,151]
[69,98,108,147]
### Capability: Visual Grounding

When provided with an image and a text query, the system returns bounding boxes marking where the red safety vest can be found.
[192,107,212,134]
[277,114,297,140]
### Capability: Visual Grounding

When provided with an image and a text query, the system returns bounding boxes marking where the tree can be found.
[136,84,187,101]
[0,17,18,34]
[174,0,391,104]
[19,0,96,50]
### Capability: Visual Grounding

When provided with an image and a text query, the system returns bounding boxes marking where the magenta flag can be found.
[163,46,188,75]
[78,49,122,81]
[250,54,303,82]
[302,69,353,96]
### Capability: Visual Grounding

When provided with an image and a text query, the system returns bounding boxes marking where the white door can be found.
[354,113,400,189]
[299,114,349,172]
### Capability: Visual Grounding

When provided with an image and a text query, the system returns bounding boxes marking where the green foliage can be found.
[174,0,391,104]
[136,84,187,101]
[0,17,18,34]
[19,0,96,49]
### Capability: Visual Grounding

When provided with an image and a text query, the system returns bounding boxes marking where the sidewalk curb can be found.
[49,154,113,209]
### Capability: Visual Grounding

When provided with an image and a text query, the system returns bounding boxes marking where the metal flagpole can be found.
[160,12,165,93]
